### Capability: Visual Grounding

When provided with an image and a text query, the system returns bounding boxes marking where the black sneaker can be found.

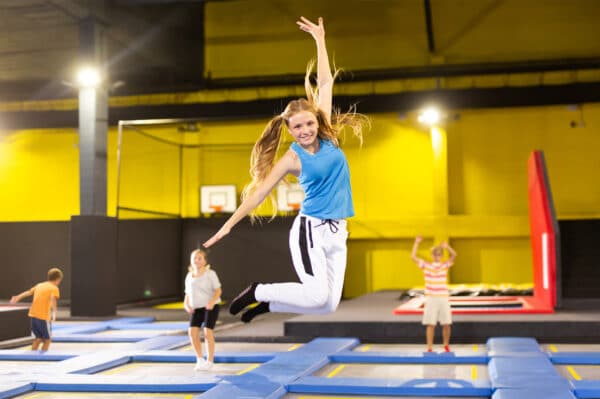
[241,302,270,323]
[229,282,258,315]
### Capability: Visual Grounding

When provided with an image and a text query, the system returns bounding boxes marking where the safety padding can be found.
[493,387,576,399]
[487,337,542,355]
[331,350,488,364]
[488,357,569,389]
[549,352,600,365]
[34,374,219,393]
[132,351,275,363]
[50,352,131,375]
[288,376,492,396]
[201,379,286,399]
[571,380,600,399]
[0,350,74,361]
[52,317,160,337]
[0,381,34,399]
[200,337,358,398]
[126,335,189,351]
[252,338,359,385]
[53,325,110,336]
[52,335,142,343]
[107,317,155,324]
[106,322,188,330]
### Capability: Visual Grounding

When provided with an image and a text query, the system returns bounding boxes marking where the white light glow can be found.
[418,107,441,126]
[76,67,101,88]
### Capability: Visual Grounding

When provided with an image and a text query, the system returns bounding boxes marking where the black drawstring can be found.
[315,219,340,233]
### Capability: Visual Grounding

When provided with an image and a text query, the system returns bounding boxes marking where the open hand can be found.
[297,16,325,41]
[203,225,231,248]
[9,296,18,304]
[415,236,423,243]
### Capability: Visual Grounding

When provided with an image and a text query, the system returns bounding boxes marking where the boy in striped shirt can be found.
[411,236,457,352]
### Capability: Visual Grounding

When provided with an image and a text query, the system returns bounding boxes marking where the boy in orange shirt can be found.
[10,267,63,351]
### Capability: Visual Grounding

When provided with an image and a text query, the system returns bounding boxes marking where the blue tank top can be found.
[290,139,354,219]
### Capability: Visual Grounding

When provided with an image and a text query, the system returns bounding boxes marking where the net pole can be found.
[178,144,183,217]
[116,121,124,219]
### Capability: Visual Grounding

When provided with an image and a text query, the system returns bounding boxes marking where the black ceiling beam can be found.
[114,0,206,4]
[3,81,600,130]
[3,56,600,101]
[423,0,436,53]
[204,57,600,89]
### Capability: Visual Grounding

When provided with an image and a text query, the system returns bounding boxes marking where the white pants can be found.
[255,214,348,314]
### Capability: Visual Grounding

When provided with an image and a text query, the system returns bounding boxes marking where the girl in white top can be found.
[184,248,222,371]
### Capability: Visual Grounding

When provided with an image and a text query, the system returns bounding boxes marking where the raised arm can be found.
[297,16,333,122]
[203,151,296,248]
[441,241,457,263]
[10,287,34,304]
[411,236,424,265]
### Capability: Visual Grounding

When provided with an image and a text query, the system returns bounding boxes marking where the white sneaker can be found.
[194,359,213,371]
[194,358,207,371]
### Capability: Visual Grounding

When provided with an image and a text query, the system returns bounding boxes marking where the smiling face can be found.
[190,250,207,273]
[287,110,319,148]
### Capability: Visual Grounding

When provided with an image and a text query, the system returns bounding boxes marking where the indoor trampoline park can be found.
[1,1,600,399]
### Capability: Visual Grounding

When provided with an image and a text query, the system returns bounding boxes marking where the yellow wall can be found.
[0,129,79,221]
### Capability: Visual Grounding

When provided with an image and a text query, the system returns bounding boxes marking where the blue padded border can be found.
[493,387,577,399]
[0,382,34,399]
[0,350,74,361]
[331,350,488,364]
[549,352,600,364]
[107,317,155,324]
[288,376,492,396]
[53,325,110,336]
[488,357,570,389]
[34,374,219,393]
[199,381,286,399]
[572,380,600,399]
[487,337,542,354]
[132,351,275,363]
[201,338,359,398]
[53,335,142,343]
[248,338,359,386]
[107,322,188,330]
[127,335,189,351]
[51,352,131,375]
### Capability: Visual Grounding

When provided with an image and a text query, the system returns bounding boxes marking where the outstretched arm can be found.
[411,236,424,265]
[442,241,457,263]
[10,288,34,304]
[297,16,333,122]
[203,151,296,248]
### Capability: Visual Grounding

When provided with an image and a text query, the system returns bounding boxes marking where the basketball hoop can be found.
[288,203,300,211]
[209,205,223,213]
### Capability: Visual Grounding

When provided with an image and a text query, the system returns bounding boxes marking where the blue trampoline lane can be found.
[2,320,600,398]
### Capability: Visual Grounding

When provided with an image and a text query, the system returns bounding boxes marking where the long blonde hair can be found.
[242,64,369,220]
